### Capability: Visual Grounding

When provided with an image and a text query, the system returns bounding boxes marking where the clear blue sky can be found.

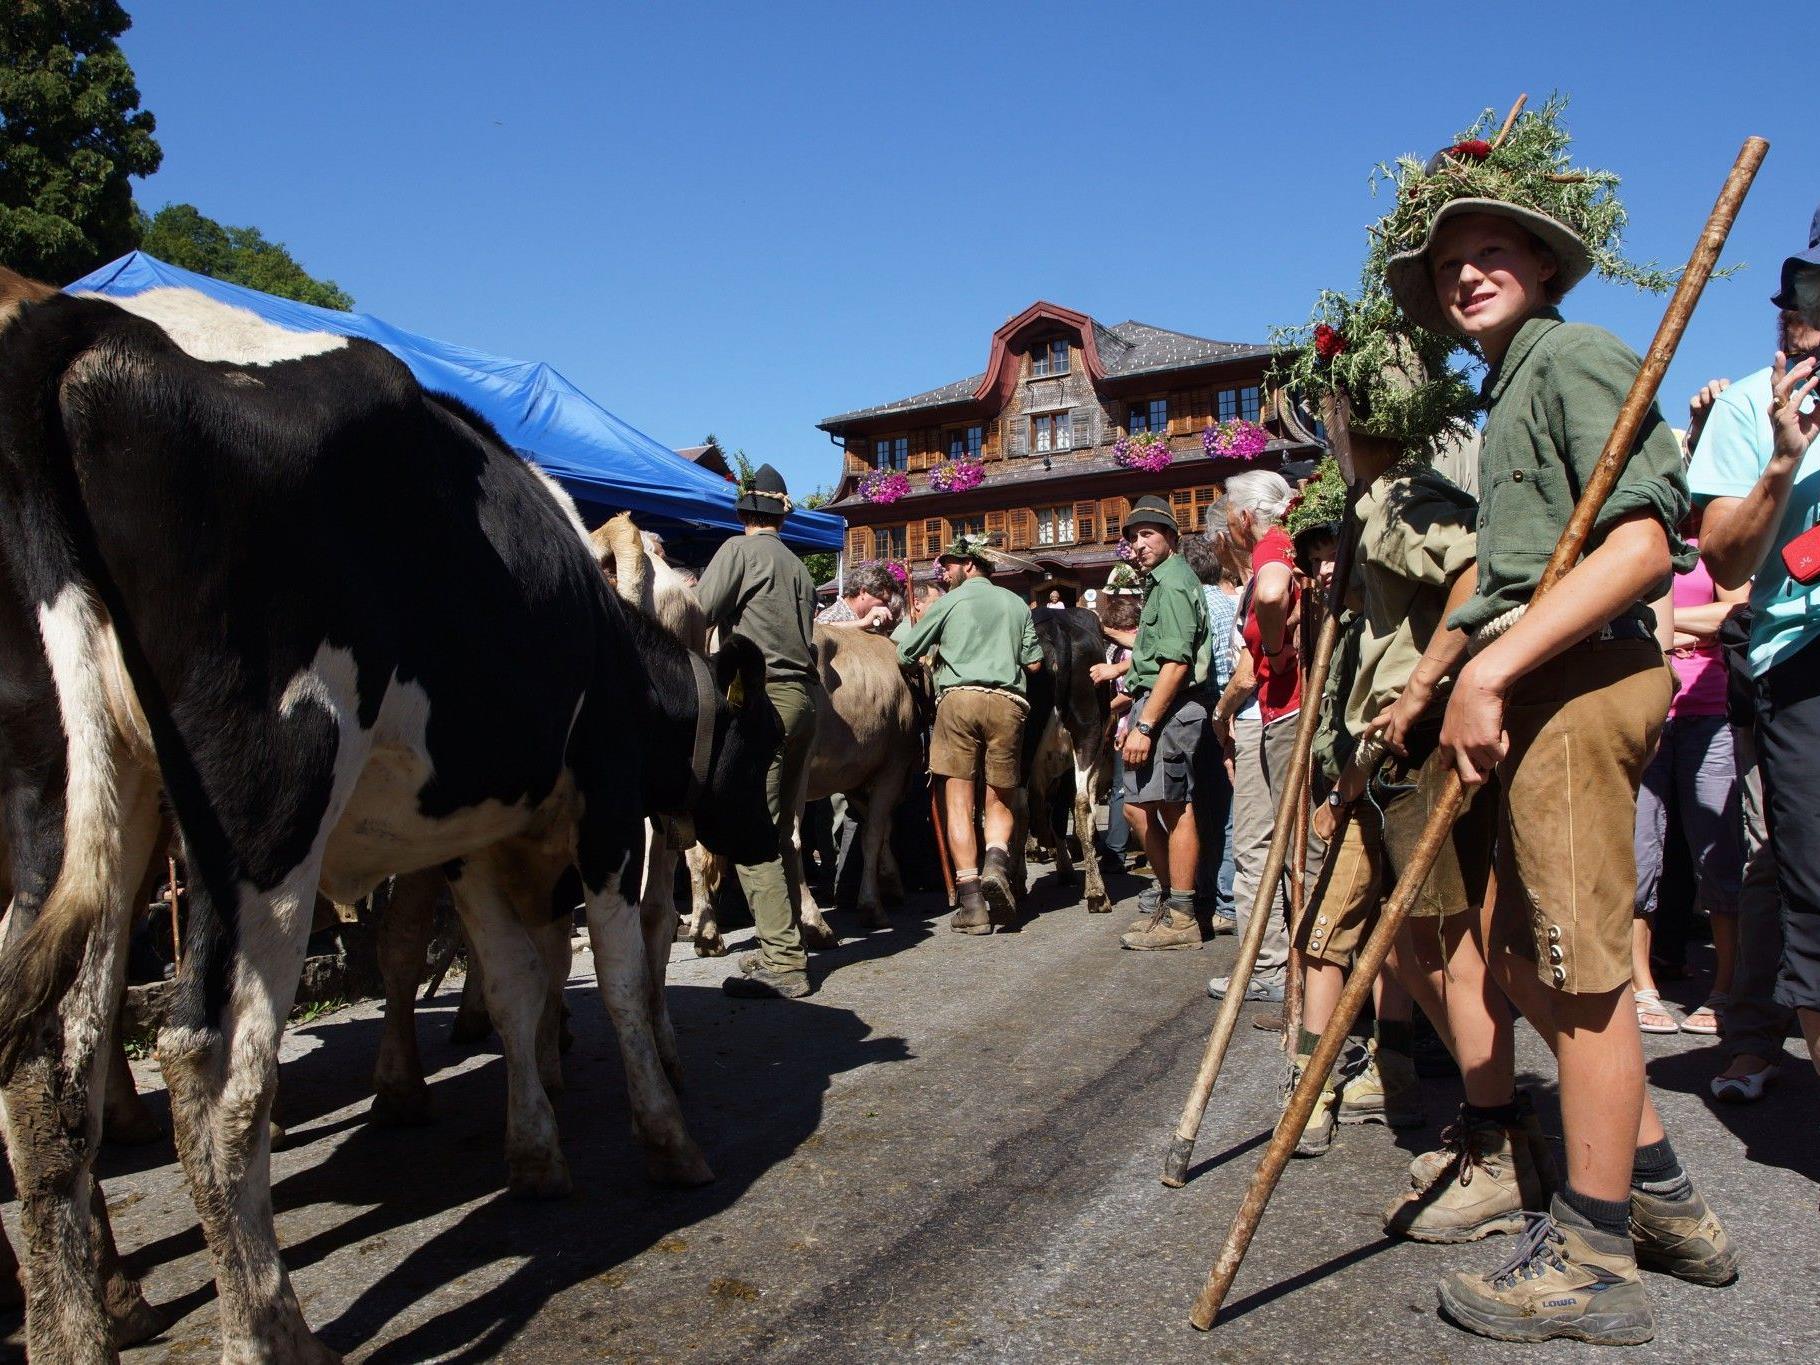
[122,2,1812,498]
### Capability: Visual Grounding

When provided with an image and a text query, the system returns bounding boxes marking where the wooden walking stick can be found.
[1189,134,1769,1331]
[1161,502,1362,1186]
[1281,582,1325,1052]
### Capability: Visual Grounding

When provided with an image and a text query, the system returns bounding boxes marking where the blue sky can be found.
[121,2,1812,498]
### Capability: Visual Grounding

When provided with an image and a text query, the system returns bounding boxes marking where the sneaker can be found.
[1629,1184,1738,1286]
[1286,1058,1337,1158]
[722,967,811,1000]
[1437,1195,1655,1345]
[1206,971,1285,1002]
[1338,1042,1425,1129]
[1124,883,1163,932]
[1119,905,1206,951]
[1385,1114,1543,1243]
[951,882,993,935]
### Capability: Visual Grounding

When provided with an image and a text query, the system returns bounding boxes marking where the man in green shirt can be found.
[1118,496,1214,952]
[895,535,1042,933]
[697,464,821,999]
[1381,116,1732,1343]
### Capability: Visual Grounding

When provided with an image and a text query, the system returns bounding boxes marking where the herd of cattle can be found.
[0,266,1115,1362]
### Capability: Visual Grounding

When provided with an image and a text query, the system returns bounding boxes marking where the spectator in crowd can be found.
[818,562,897,628]
[1092,589,1143,870]
[1116,497,1215,951]
[1180,532,1237,930]
[1688,202,1820,1091]
[1206,470,1324,1002]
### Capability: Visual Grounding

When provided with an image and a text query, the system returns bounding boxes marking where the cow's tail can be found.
[0,306,134,1085]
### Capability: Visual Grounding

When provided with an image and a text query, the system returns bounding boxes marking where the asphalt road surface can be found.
[4,863,1815,1362]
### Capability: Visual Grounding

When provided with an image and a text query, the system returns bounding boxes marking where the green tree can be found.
[798,486,837,585]
[140,202,354,310]
[0,1,162,282]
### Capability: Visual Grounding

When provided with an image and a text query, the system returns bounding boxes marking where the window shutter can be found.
[923,517,944,559]
[1171,487,1195,527]
[1100,497,1129,543]
[906,520,924,561]
[1167,395,1185,437]
[1008,508,1034,551]
[1074,500,1097,544]
[847,526,874,560]
[983,417,1004,461]
[985,510,1008,547]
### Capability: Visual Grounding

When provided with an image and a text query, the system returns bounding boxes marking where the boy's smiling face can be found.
[1427,212,1557,357]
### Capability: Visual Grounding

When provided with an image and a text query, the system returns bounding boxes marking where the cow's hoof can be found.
[1086,894,1111,914]
[103,1099,165,1148]
[800,920,840,951]
[448,1010,492,1046]
[104,1284,167,1348]
[269,1118,289,1150]
[693,932,728,958]
[507,1149,574,1200]
[859,904,891,931]
[646,1142,716,1188]
[369,1085,434,1127]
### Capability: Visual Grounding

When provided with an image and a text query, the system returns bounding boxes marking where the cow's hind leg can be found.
[370,869,441,1126]
[638,831,685,1091]
[101,1021,161,1147]
[529,882,575,1098]
[448,930,493,1044]
[1074,751,1110,913]
[159,861,337,1364]
[681,844,726,958]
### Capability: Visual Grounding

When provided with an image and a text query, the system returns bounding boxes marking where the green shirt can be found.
[894,575,1042,695]
[1451,309,1693,637]
[1345,467,1478,736]
[1128,551,1211,696]
[697,529,819,686]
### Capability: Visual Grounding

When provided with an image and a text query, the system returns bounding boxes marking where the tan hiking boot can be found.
[1337,1042,1425,1129]
[1285,1057,1337,1158]
[1119,905,1205,951]
[1410,1092,1558,1194]
[1385,1114,1543,1243]
[1629,1184,1738,1286]
[1124,883,1163,932]
[1437,1195,1655,1345]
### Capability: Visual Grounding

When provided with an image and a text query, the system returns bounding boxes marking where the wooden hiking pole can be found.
[1161,503,1362,1187]
[1281,583,1325,1051]
[1189,134,1769,1331]
[166,855,182,971]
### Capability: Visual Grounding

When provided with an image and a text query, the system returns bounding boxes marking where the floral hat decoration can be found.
[1283,457,1348,539]
[1270,283,1480,464]
[1372,93,1677,337]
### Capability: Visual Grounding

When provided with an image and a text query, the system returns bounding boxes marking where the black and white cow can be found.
[0,269,780,1363]
[1022,608,1113,913]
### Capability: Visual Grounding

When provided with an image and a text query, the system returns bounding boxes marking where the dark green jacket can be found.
[697,530,819,686]
[1450,309,1694,637]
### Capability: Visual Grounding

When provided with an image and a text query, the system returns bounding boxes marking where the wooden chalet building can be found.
[820,301,1321,596]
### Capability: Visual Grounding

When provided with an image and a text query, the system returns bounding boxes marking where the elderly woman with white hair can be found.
[1204,469,1325,1004]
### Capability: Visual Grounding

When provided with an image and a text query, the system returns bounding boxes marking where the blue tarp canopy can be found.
[64,253,846,551]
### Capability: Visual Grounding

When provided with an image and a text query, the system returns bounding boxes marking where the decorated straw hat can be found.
[735,462,792,515]
[937,533,996,571]
[1284,457,1348,541]
[1373,95,1673,338]
[1102,563,1145,596]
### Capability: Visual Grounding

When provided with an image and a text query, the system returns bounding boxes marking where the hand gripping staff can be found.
[1188,134,1769,1331]
[1161,500,1362,1187]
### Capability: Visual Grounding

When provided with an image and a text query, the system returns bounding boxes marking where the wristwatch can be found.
[1135,720,1156,737]
[1326,789,1349,809]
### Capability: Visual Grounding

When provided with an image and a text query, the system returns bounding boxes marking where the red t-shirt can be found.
[1242,527,1301,722]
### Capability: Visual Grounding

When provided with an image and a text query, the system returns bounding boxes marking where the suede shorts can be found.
[1296,744,1493,967]
[1489,639,1671,995]
[930,687,1028,789]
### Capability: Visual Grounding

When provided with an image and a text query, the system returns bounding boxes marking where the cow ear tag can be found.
[727,674,746,708]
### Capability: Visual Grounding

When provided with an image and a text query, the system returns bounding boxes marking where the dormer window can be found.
[1128,398,1168,435]
[873,436,908,471]
[1030,337,1071,378]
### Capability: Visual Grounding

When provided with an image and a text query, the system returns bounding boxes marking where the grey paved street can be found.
[5,865,1816,1362]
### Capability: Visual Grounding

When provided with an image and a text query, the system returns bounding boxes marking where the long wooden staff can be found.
[1162,501,1362,1187]
[1189,134,1769,1331]
[1281,579,1325,1051]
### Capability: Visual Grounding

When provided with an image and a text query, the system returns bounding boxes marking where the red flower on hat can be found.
[1447,139,1492,161]
[1283,492,1306,519]
[1313,324,1346,361]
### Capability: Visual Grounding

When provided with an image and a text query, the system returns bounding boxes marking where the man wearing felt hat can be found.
[698,463,821,999]
[1116,495,1215,952]
[895,533,1043,933]
[1378,97,1731,1344]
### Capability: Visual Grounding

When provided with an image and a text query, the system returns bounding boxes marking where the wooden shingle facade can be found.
[820,301,1319,594]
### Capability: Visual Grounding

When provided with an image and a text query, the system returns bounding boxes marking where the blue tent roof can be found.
[64,253,845,551]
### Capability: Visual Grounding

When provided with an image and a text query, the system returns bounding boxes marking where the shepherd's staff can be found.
[1281,575,1326,1051]
[1162,500,1362,1186]
[1189,133,1769,1331]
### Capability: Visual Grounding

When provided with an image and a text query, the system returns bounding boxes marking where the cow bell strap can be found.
[686,650,716,799]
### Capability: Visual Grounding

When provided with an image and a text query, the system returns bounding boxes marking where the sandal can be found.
[1634,988,1678,1034]
[1711,1060,1775,1103]
[1681,995,1726,1036]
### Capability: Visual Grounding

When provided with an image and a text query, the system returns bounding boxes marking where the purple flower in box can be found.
[1203,420,1269,461]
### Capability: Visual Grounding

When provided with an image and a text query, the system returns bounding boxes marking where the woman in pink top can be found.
[1632,535,1750,1034]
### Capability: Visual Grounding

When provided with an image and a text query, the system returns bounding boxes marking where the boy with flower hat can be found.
[1378,98,1735,1344]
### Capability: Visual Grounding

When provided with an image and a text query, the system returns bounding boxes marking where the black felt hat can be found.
[736,463,792,515]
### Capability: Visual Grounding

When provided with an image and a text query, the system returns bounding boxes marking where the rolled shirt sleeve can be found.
[1019,612,1042,668]
[1686,370,1772,502]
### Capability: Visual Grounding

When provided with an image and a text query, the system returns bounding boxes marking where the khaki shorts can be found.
[1296,745,1493,967]
[931,688,1028,790]
[1125,696,1207,806]
[1490,638,1670,995]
